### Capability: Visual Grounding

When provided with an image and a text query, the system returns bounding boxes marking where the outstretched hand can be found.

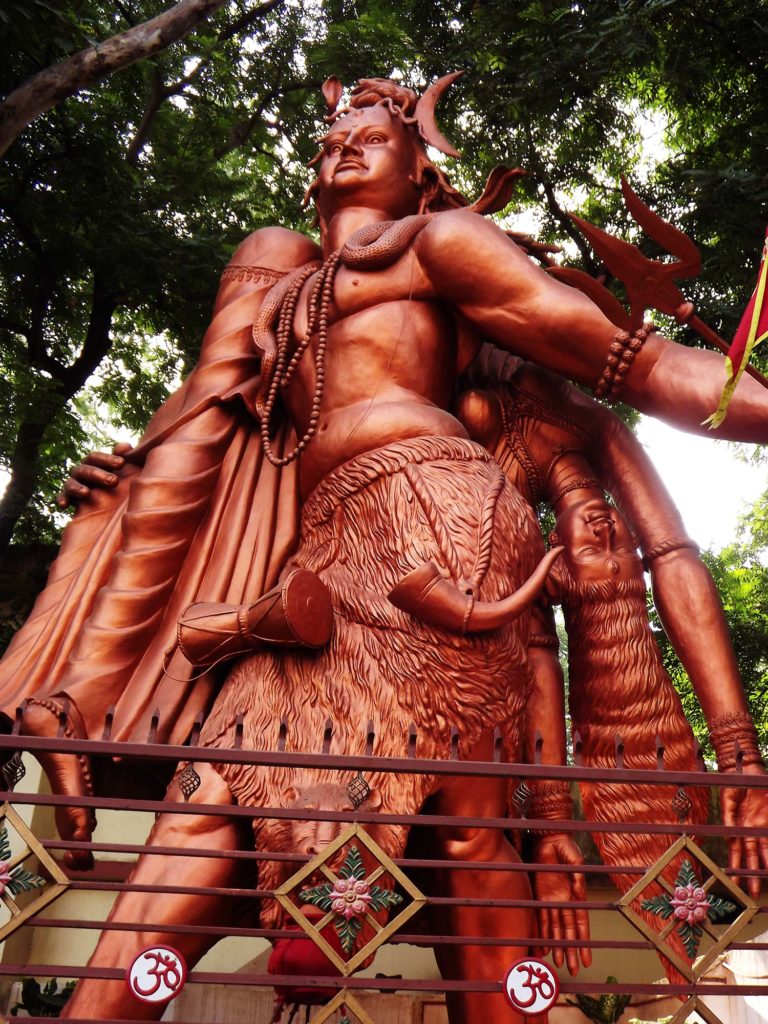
[721,765,768,900]
[56,442,133,509]
[532,832,592,975]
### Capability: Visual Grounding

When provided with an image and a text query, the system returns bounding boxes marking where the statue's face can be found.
[558,497,642,584]
[316,104,422,219]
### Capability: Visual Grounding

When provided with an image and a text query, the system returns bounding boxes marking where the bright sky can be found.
[636,416,765,550]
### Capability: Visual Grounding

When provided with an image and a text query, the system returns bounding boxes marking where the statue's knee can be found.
[436,825,506,863]
[162,762,237,838]
[169,761,233,805]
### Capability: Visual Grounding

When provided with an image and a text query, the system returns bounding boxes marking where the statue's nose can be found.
[341,132,364,156]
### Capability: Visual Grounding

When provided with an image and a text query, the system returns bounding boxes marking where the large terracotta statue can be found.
[2,75,768,1022]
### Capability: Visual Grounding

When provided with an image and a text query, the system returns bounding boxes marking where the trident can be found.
[549,178,768,389]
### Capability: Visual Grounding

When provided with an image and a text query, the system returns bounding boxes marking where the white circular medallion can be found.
[503,957,559,1014]
[127,945,187,1004]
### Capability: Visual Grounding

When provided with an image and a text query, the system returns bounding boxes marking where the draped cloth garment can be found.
[0,252,304,764]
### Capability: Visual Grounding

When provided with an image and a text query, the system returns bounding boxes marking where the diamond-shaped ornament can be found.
[618,834,757,981]
[0,803,70,942]
[275,823,426,976]
[306,989,377,1023]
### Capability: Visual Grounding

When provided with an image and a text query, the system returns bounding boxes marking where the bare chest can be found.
[289,255,431,341]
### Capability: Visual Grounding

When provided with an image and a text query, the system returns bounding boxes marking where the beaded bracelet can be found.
[710,711,765,771]
[594,323,655,401]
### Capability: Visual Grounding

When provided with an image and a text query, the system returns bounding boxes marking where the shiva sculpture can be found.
[1,75,767,1022]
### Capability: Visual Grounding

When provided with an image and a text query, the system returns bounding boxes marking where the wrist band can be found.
[710,711,764,771]
[594,323,655,401]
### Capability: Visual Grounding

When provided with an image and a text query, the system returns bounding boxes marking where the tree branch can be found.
[0,0,232,158]
[125,66,167,166]
[0,317,31,340]
[61,273,118,393]
[519,121,600,275]
[122,0,286,165]
[538,174,600,276]
[0,273,118,553]
[0,419,50,552]
[213,79,313,159]
[219,0,283,40]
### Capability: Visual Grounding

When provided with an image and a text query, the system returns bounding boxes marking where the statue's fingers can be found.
[575,905,592,968]
[111,441,133,457]
[729,834,744,891]
[537,906,551,955]
[59,478,91,507]
[759,835,768,872]
[571,870,586,901]
[561,908,580,975]
[720,787,744,828]
[71,462,120,487]
[550,910,564,968]
[744,837,761,899]
[83,450,125,470]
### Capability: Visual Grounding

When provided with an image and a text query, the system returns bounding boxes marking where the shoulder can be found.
[213,227,321,315]
[227,226,321,275]
[414,210,531,293]
[418,209,499,251]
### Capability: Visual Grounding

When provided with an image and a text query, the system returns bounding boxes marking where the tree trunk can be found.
[0,0,231,157]
[0,275,117,555]
[0,419,49,551]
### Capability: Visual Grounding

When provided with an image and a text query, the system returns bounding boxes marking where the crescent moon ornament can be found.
[413,71,465,158]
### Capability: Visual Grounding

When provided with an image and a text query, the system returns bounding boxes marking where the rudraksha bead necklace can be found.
[260,250,343,467]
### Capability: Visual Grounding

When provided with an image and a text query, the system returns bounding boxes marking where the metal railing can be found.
[0,705,766,1023]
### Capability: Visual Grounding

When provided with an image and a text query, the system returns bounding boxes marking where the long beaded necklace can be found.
[260,250,342,467]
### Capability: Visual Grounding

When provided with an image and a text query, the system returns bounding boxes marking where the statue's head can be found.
[549,497,642,591]
[306,75,467,225]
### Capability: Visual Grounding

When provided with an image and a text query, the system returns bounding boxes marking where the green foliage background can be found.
[0,0,766,737]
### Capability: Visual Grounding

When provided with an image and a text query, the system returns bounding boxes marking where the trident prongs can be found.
[568,177,702,329]
[568,177,768,390]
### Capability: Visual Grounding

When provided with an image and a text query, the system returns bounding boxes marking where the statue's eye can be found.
[327,141,343,154]
[367,133,386,144]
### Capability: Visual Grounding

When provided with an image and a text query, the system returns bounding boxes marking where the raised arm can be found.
[416,211,768,443]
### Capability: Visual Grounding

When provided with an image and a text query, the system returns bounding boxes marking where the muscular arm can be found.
[525,604,591,975]
[417,211,768,443]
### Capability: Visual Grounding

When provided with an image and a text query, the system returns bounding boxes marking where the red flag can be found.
[706,228,768,428]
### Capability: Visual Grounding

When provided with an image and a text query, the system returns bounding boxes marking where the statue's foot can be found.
[21,699,96,871]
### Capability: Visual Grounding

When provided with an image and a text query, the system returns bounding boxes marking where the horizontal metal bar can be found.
[42,839,649,874]
[19,918,658,950]
[2,732,765,788]
[4,787,765,838]
[1,964,766,997]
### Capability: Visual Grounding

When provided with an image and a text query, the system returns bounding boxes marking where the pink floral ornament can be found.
[329,877,373,920]
[0,860,13,896]
[670,883,710,925]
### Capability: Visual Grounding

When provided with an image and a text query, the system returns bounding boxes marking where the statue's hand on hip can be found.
[531,832,592,976]
[56,441,133,509]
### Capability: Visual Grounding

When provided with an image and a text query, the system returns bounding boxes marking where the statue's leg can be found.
[427,765,537,1024]
[62,762,251,1021]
